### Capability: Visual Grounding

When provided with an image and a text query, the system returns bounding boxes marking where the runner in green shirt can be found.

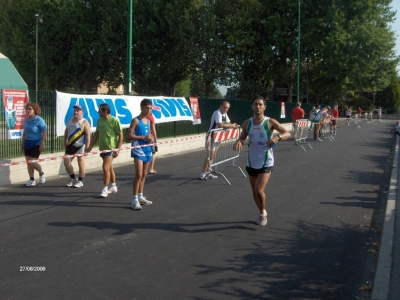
[86,103,123,198]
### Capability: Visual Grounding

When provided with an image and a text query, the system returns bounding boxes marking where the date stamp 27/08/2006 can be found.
[20,266,46,272]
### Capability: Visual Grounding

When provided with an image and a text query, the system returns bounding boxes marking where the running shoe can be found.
[139,197,153,205]
[74,180,83,188]
[131,201,142,210]
[258,212,268,226]
[317,138,323,142]
[199,172,207,180]
[25,179,36,187]
[108,186,118,193]
[206,173,218,179]
[100,189,108,198]
[67,178,78,187]
[39,174,46,184]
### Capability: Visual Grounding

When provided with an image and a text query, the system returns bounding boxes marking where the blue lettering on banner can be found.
[64,97,133,127]
[151,98,191,119]
[11,132,22,137]
[114,98,133,124]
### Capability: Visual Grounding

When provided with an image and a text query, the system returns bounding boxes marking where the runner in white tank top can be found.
[246,116,274,169]
[234,95,290,227]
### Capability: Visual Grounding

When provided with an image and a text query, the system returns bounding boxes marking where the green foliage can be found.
[347,96,372,108]
[131,0,198,96]
[175,79,192,97]
[0,0,398,99]
[376,70,400,109]
[0,0,127,92]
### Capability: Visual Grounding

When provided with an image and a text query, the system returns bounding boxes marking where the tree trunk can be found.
[287,81,294,103]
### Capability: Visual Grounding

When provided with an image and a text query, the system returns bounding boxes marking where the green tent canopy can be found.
[0,53,28,91]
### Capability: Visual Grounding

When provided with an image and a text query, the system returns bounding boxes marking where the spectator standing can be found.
[330,105,339,135]
[310,105,322,140]
[316,107,329,140]
[86,103,123,197]
[63,105,91,188]
[391,121,400,138]
[346,107,352,125]
[357,106,363,120]
[199,101,238,180]
[369,109,374,120]
[21,103,47,187]
[291,102,305,131]
[378,107,382,120]
[308,106,316,130]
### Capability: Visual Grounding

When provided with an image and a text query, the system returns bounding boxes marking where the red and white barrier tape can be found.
[0,134,204,168]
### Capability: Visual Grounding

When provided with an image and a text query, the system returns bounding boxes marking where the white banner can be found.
[56,91,194,137]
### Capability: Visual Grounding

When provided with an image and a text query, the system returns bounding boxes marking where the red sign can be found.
[189,96,201,125]
[280,102,286,118]
[2,89,29,139]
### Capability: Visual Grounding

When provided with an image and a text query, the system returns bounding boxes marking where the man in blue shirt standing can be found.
[127,99,154,210]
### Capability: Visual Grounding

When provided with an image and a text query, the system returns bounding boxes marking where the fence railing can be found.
[0,91,316,159]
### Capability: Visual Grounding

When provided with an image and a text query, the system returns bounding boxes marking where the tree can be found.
[0,0,127,92]
[305,0,398,103]
[131,0,199,96]
[376,70,400,109]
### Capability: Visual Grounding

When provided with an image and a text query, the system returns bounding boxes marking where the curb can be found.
[371,136,398,299]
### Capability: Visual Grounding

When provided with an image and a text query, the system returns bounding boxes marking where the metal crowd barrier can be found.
[294,119,313,152]
[209,127,246,185]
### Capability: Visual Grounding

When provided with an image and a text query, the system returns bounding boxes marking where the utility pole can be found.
[125,0,132,95]
[297,0,301,103]
[35,13,42,101]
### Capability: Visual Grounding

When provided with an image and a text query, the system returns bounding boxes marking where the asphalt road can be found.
[0,118,395,300]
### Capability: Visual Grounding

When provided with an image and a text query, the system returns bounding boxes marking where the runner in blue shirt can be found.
[127,98,154,210]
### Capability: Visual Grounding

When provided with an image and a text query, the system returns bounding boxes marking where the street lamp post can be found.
[125,0,132,95]
[297,0,301,103]
[35,13,43,101]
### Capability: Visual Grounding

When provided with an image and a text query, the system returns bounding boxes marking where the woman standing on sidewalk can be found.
[21,102,47,187]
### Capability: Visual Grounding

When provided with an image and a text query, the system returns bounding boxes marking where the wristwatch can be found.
[277,134,282,141]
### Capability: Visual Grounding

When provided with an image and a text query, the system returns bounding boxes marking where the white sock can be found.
[103,186,108,191]
[110,183,116,187]
[138,193,143,199]
[132,195,138,204]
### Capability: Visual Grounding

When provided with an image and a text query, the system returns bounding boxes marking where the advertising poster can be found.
[189,96,201,125]
[56,91,194,137]
[280,102,286,118]
[2,89,29,139]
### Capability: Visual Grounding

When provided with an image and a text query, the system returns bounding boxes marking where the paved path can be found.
[0,118,395,300]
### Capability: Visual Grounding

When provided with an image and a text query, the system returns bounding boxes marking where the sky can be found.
[392,1,400,57]
[219,3,400,96]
